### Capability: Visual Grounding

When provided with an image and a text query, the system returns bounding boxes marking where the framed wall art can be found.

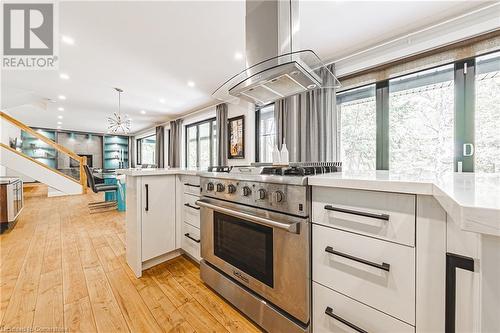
[228,115,245,159]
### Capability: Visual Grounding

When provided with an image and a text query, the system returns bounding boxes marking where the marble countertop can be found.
[309,171,500,236]
[117,168,200,176]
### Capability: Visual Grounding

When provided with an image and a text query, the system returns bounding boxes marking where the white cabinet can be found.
[313,224,416,325]
[312,187,416,246]
[183,193,200,229]
[182,222,201,261]
[126,175,177,277]
[179,175,201,261]
[141,175,176,261]
[313,282,414,333]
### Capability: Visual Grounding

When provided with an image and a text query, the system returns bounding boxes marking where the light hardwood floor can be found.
[0,184,262,333]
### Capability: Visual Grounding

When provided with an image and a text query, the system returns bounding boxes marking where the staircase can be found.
[0,111,87,195]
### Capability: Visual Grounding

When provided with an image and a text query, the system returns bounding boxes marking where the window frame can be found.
[184,117,217,168]
[255,103,275,163]
[336,51,498,173]
[136,134,156,166]
[335,84,377,171]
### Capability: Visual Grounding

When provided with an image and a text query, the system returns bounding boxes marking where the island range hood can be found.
[213,0,340,106]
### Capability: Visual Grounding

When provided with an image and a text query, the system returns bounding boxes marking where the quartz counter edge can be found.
[308,171,500,237]
[118,168,200,177]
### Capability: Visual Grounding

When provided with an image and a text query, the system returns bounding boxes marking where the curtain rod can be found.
[330,2,499,64]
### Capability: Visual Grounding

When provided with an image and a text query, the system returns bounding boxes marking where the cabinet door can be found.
[141,176,176,261]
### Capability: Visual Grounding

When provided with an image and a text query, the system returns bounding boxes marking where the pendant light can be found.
[107,87,131,133]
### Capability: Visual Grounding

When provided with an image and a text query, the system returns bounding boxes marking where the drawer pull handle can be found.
[184,233,201,243]
[324,205,390,221]
[184,203,200,210]
[325,306,368,333]
[184,183,200,188]
[325,246,390,272]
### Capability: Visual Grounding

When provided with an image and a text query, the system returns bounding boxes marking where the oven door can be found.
[197,197,310,324]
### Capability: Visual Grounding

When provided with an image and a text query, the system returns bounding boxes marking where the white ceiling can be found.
[1,1,492,134]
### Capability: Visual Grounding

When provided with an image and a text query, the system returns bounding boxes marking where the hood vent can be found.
[213,0,340,106]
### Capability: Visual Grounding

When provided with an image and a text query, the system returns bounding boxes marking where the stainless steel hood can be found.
[213,0,340,106]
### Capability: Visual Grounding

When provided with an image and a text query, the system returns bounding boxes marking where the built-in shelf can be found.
[20,129,57,169]
[103,135,129,169]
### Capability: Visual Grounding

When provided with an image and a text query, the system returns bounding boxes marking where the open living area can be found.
[1,1,499,333]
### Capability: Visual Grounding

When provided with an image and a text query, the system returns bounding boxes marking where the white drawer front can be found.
[182,176,201,196]
[312,187,416,246]
[313,225,415,324]
[183,193,200,228]
[313,282,414,333]
[182,222,201,262]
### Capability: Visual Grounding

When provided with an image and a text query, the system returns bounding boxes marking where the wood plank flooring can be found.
[0,184,262,333]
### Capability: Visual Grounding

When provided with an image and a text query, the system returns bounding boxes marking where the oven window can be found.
[214,211,274,287]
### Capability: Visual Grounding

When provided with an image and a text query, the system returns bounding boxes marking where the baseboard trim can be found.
[142,249,182,271]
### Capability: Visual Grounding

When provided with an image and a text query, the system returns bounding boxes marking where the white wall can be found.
[0,116,35,182]
[227,100,255,166]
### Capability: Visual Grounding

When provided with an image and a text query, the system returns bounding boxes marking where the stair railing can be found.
[0,111,87,194]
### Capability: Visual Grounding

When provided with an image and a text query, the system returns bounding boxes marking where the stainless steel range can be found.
[197,163,341,333]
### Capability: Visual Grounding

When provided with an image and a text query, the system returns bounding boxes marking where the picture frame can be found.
[228,115,245,159]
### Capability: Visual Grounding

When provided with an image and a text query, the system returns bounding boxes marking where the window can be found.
[137,134,156,165]
[389,64,455,175]
[255,104,276,163]
[336,85,376,171]
[475,52,500,173]
[185,118,217,168]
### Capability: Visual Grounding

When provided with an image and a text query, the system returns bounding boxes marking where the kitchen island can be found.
[308,171,500,333]
[119,167,499,332]
[118,168,202,277]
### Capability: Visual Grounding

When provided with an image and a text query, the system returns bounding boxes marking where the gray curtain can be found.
[155,125,165,168]
[216,103,228,166]
[276,64,337,162]
[168,119,183,167]
[129,136,136,168]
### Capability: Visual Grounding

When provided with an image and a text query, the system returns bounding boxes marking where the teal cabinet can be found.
[103,135,129,169]
[20,129,57,169]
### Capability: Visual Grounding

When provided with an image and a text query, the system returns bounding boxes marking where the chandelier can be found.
[107,87,131,133]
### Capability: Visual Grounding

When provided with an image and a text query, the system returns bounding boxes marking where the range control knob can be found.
[206,182,214,192]
[216,183,225,192]
[227,184,236,194]
[258,189,267,200]
[272,191,285,203]
[241,186,252,197]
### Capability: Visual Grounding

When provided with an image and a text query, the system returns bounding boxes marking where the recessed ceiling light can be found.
[58,95,66,100]
[159,98,165,104]
[59,73,70,80]
[57,107,64,111]
[57,121,62,125]
[140,110,146,114]
[61,35,75,45]
[187,81,195,88]
[58,115,63,119]
[234,52,243,60]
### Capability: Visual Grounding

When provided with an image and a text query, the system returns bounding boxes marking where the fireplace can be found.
[70,154,93,168]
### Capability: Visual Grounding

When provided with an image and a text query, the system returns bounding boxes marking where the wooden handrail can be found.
[1,143,81,184]
[1,111,87,193]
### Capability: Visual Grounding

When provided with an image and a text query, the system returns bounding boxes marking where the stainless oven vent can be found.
[212,0,340,106]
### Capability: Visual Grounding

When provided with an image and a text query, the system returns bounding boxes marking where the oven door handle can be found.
[196,200,300,234]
